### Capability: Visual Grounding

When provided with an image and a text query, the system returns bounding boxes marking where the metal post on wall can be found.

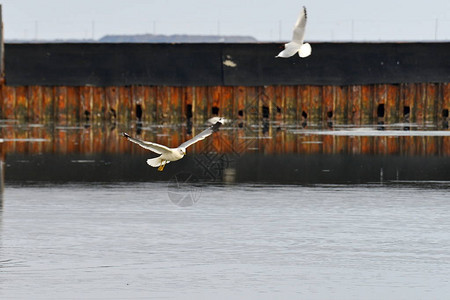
[0,4,4,84]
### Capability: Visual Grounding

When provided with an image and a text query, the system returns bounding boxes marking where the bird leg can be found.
[158,161,166,171]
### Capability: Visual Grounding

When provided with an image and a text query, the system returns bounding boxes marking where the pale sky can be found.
[1,0,450,41]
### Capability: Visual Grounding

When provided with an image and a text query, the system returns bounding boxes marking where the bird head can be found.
[179,148,186,156]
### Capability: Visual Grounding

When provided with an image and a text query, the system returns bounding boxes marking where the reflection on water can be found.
[1,183,450,299]
[1,121,450,156]
[1,120,450,184]
[1,119,450,299]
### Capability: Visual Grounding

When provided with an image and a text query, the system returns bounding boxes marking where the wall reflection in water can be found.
[1,121,450,184]
[1,121,450,156]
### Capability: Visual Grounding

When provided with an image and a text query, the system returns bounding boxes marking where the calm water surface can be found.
[1,182,449,299]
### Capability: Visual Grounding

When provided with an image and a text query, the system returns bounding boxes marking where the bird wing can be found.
[276,41,301,58]
[122,133,171,154]
[292,6,307,43]
[178,121,222,149]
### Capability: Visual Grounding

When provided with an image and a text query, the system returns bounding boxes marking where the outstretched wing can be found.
[122,132,171,154]
[292,6,307,44]
[276,41,301,58]
[178,121,222,149]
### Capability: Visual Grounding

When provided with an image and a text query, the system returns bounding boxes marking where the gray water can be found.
[1,182,449,299]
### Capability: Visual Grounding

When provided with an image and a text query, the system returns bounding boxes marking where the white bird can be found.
[122,121,222,171]
[206,117,229,125]
[276,6,312,58]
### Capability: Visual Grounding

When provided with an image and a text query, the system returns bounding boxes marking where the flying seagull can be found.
[276,6,312,58]
[122,121,222,171]
[206,116,230,125]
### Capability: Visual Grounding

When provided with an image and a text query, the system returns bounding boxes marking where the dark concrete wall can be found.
[4,42,450,87]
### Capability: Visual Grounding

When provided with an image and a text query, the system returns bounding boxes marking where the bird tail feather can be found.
[299,43,312,58]
[147,157,162,167]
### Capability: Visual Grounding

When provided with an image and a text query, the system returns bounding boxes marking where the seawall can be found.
[1,42,449,124]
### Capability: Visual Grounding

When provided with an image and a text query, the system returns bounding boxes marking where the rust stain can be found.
[66,87,80,123]
[194,86,208,123]
[298,85,310,124]
[80,86,93,122]
[310,86,321,123]
[182,86,193,121]
[425,84,437,123]
[55,87,68,125]
[375,84,387,122]
[235,86,246,123]
[244,87,258,123]
[349,85,361,125]
[257,87,268,122]
[118,86,131,123]
[156,86,169,121]
[105,86,118,122]
[42,87,54,122]
[15,86,28,122]
[415,83,426,125]
[333,86,347,124]
[360,85,372,124]
[443,83,450,110]
[144,86,157,123]
[283,86,296,121]
[1,85,16,119]
[29,86,43,123]
[322,86,334,123]
[211,86,221,117]
[272,86,283,122]
[386,84,399,123]
[0,83,448,125]
[221,86,234,120]
[92,87,105,123]
[169,86,181,122]
[132,85,144,123]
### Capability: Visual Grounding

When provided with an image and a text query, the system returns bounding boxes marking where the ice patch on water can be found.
[302,141,323,144]
[55,126,85,130]
[0,138,49,142]
[292,128,450,137]
[71,160,96,164]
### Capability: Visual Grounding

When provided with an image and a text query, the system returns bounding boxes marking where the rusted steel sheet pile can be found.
[1,83,449,125]
[1,43,449,125]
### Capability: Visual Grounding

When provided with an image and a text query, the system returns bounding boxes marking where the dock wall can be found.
[1,43,450,124]
[1,83,449,125]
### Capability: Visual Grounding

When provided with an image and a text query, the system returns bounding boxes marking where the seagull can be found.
[206,116,229,125]
[276,6,312,58]
[122,121,222,171]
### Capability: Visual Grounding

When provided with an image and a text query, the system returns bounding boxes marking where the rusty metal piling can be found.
[0,83,448,127]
